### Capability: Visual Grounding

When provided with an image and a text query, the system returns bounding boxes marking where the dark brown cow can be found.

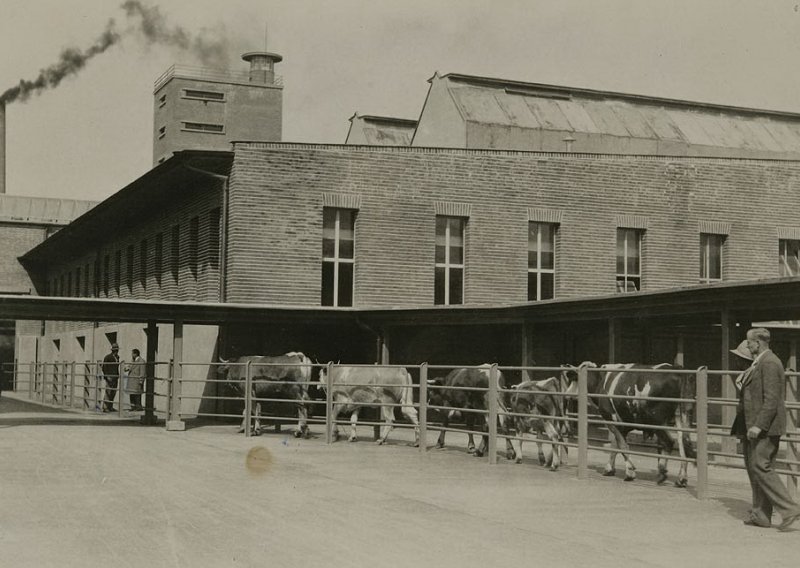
[564,362,696,486]
[218,352,312,437]
[318,365,419,446]
[427,365,515,459]
[509,376,568,470]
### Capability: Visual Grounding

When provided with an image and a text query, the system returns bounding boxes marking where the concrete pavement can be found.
[1,395,798,568]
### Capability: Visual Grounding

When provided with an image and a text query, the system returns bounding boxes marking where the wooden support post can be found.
[28,362,33,400]
[720,308,737,460]
[377,330,390,441]
[69,362,76,409]
[695,367,709,500]
[244,359,253,438]
[786,339,798,499]
[325,362,334,445]
[608,318,620,364]
[521,322,533,381]
[166,320,185,431]
[577,364,589,479]
[488,364,499,465]
[419,363,428,454]
[141,320,158,425]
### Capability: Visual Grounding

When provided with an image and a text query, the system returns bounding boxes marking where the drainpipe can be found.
[182,165,229,303]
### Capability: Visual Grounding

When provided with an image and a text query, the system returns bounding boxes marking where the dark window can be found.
[182,122,224,133]
[616,228,643,293]
[140,239,148,290]
[779,239,800,277]
[66,272,72,297]
[75,267,81,298]
[528,222,556,301]
[208,208,221,270]
[434,216,465,305]
[700,233,724,283]
[171,225,180,285]
[183,89,225,101]
[126,245,134,293]
[84,263,90,297]
[158,125,166,139]
[189,216,199,279]
[155,233,163,285]
[321,208,356,307]
[103,255,110,296]
[93,261,99,297]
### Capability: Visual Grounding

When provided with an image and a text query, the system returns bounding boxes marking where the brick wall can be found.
[0,223,47,294]
[226,143,800,307]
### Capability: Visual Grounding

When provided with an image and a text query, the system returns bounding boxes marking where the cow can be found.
[509,376,568,470]
[217,352,312,438]
[318,365,420,446]
[563,361,696,487]
[427,365,516,459]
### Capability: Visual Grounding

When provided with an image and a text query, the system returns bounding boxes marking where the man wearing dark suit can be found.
[101,343,120,413]
[733,328,800,531]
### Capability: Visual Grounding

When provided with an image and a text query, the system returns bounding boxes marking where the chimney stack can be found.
[241,52,282,85]
[0,102,5,194]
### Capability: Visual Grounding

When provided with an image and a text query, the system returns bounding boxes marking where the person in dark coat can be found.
[124,348,146,412]
[732,328,800,531]
[101,343,121,412]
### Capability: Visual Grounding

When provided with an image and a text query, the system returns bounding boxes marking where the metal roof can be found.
[3,277,800,327]
[345,113,417,146]
[437,73,800,156]
[0,195,97,225]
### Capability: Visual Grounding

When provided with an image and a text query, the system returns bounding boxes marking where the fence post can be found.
[61,363,68,406]
[94,361,100,412]
[577,364,589,479]
[28,362,34,400]
[419,363,428,454]
[488,364,499,465]
[69,362,76,409]
[325,362,334,445]
[695,367,709,500]
[167,320,186,431]
[244,360,253,438]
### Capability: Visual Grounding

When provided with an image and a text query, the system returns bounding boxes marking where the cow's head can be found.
[561,361,597,396]
[426,377,447,407]
[317,363,333,394]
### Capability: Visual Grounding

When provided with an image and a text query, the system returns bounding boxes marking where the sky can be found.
[2,0,800,202]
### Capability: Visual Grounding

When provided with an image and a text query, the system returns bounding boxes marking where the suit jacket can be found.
[741,350,786,437]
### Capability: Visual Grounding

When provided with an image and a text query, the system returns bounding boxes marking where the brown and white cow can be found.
[318,365,420,446]
[509,376,568,470]
[564,362,696,486]
[218,352,312,437]
[427,365,516,459]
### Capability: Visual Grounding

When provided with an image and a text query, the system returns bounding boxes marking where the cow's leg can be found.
[238,407,246,433]
[474,413,489,458]
[654,429,675,485]
[400,401,420,447]
[466,412,479,455]
[510,422,525,464]
[674,414,690,488]
[543,420,564,471]
[330,400,344,442]
[498,410,516,460]
[611,427,635,481]
[348,408,360,442]
[435,412,450,449]
[294,391,310,439]
[253,402,262,436]
[376,401,394,445]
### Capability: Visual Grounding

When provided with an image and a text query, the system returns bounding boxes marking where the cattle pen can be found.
[7,359,799,503]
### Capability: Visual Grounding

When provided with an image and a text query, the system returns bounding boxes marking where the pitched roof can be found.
[345,113,417,146]
[432,72,800,156]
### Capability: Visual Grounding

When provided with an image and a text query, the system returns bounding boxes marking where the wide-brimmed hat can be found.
[730,340,752,361]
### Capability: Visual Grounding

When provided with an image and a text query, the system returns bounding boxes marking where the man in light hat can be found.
[101,343,121,413]
[733,328,800,531]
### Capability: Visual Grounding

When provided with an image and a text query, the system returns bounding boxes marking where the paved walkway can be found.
[1,395,798,568]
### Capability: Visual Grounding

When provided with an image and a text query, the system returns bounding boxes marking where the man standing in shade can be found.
[101,343,121,413]
[737,327,800,531]
[125,348,146,412]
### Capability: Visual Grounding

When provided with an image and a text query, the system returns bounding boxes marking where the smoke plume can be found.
[1,1,231,104]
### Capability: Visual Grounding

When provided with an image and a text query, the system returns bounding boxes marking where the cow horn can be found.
[218,357,229,364]
[426,379,436,385]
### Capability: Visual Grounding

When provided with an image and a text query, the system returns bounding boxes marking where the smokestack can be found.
[0,102,5,194]
[241,52,282,85]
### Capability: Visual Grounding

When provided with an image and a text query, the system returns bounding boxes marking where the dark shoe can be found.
[743,518,771,528]
[779,512,800,532]
[101,408,110,413]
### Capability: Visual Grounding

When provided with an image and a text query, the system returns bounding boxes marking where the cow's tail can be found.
[401,368,416,413]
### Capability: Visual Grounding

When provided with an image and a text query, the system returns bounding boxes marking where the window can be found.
[114,250,122,295]
[158,125,166,139]
[321,208,355,307]
[616,228,643,292]
[84,263,90,297]
[75,267,81,298]
[171,225,180,285]
[66,272,72,297]
[435,216,465,305]
[700,233,724,283]
[126,245,134,293]
[208,208,221,270]
[158,93,166,107]
[59,275,65,297]
[103,254,110,296]
[779,239,800,277]
[155,233,163,285]
[528,222,556,301]
[140,239,148,289]
[181,122,224,133]
[189,216,199,279]
[183,89,225,101]
[92,261,99,297]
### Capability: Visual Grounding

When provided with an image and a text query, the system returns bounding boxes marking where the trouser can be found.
[743,435,800,523]
[129,393,142,409]
[103,377,118,411]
